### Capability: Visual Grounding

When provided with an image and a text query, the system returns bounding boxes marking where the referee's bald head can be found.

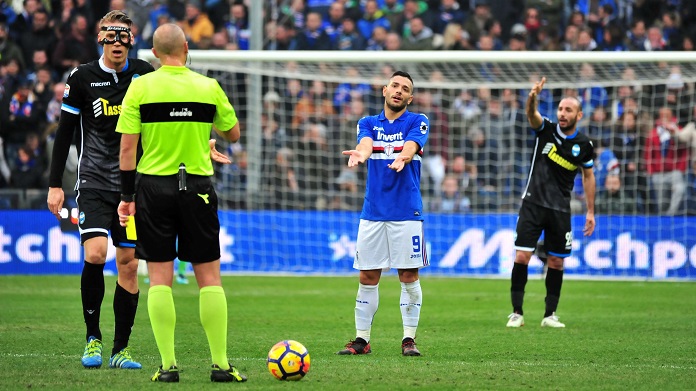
[153,23,187,57]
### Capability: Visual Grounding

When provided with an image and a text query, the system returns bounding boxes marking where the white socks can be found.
[354,283,379,342]
[400,280,422,340]
[353,280,423,343]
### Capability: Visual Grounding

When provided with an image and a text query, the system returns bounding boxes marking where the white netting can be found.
[138,50,696,279]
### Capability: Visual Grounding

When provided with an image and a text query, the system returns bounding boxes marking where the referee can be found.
[115,23,246,383]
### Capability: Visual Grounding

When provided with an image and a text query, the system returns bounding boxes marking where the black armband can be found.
[120,169,136,201]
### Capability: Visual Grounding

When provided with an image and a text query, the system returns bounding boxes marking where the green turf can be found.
[0,275,693,390]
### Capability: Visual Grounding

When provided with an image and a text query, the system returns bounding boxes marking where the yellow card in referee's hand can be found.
[126,216,137,240]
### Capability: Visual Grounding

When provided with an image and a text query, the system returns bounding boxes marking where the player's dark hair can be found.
[391,71,414,88]
[99,10,133,28]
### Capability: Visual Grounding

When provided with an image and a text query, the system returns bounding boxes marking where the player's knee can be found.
[514,251,532,264]
[547,256,564,270]
[84,251,107,264]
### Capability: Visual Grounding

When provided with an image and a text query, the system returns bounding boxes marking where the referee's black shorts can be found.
[514,201,572,258]
[135,174,221,263]
[77,188,135,248]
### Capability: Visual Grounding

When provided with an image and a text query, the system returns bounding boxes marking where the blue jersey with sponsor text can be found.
[357,109,429,221]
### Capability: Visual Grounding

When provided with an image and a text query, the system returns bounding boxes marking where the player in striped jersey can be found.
[337,71,429,357]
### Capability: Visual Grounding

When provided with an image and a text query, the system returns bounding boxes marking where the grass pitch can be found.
[0,275,693,390]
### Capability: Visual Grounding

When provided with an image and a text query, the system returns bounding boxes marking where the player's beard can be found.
[385,98,408,113]
[559,115,578,132]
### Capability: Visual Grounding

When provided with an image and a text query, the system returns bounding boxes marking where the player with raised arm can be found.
[46,10,154,369]
[506,77,596,328]
[338,70,429,356]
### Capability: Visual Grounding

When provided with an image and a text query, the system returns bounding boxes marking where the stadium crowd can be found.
[0,0,695,215]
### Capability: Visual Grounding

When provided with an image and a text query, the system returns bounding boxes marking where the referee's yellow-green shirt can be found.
[116,65,237,176]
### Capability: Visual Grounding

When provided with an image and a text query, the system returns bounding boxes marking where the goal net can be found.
[139,50,696,280]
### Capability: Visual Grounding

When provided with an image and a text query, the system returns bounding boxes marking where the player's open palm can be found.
[342,150,366,167]
[388,155,409,172]
[583,212,595,236]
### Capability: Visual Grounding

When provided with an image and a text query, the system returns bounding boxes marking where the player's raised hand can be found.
[209,139,232,164]
[342,150,366,167]
[529,77,546,98]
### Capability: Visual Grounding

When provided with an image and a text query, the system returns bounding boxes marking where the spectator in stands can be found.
[430,174,471,213]
[366,25,388,50]
[27,50,56,82]
[298,122,331,209]
[264,21,297,50]
[625,19,647,51]
[381,0,405,35]
[463,127,500,210]
[329,167,362,211]
[644,25,667,51]
[575,27,598,51]
[4,78,41,146]
[561,24,579,51]
[453,89,482,122]
[567,10,585,29]
[506,25,527,50]
[334,17,367,50]
[661,11,681,50]
[322,1,345,45]
[19,8,56,68]
[441,23,471,50]
[521,6,542,48]
[51,13,99,75]
[588,4,617,46]
[178,0,214,48]
[0,136,10,188]
[333,66,370,112]
[281,0,306,30]
[589,139,620,198]
[0,21,25,71]
[292,79,335,131]
[577,62,608,118]
[384,31,402,50]
[270,147,302,210]
[30,66,53,115]
[306,0,334,18]
[463,0,493,47]
[223,2,250,50]
[357,0,390,41]
[10,144,44,189]
[402,0,434,34]
[644,107,689,215]
[588,106,612,145]
[597,23,627,51]
[401,16,434,50]
[596,174,638,214]
[526,0,563,31]
[415,89,448,195]
[295,12,332,50]
[10,0,39,40]
[46,81,65,124]
[434,0,466,35]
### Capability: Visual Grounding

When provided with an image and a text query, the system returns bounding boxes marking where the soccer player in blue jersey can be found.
[337,71,429,357]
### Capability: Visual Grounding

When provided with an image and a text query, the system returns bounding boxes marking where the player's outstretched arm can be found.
[46,112,80,218]
[342,137,373,167]
[526,76,545,129]
[581,166,596,236]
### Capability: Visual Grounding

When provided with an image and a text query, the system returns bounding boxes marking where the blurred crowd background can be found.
[1,0,695,216]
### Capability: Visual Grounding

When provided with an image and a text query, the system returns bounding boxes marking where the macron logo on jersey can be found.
[90,81,111,87]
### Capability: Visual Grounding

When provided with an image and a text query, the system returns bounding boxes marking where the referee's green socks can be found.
[148,285,177,369]
[200,286,229,370]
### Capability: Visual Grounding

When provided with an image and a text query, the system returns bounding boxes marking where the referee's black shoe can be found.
[151,365,179,382]
[211,363,247,382]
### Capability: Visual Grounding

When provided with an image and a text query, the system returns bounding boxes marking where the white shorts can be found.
[354,220,428,270]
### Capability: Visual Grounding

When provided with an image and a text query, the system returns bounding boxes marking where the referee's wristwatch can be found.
[120,194,135,202]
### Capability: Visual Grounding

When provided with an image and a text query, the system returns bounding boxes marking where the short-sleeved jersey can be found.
[61,58,154,191]
[522,118,595,213]
[116,65,237,176]
[358,109,429,221]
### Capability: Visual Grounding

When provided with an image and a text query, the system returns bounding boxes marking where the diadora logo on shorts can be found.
[92,97,121,117]
[90,81,111,87]
[542,143,577,171]
[170,108,193,117]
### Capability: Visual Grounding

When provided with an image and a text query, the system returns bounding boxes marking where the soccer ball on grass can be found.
[267,340,311,381]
